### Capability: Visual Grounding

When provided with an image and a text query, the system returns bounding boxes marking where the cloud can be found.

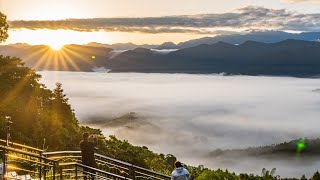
[8,6,320,34]
[39,71,320,176]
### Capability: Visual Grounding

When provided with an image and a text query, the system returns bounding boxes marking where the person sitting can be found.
[171,161,190,180]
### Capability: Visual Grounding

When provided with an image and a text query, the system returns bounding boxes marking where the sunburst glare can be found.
[49,42,65,51]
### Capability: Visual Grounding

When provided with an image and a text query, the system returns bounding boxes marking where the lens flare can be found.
[296,138,306,154]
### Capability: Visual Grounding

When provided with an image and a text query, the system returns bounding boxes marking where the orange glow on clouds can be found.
[5,29,112,46]
[4,29,207,46]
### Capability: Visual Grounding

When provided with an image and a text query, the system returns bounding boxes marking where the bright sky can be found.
[0,0,320,46]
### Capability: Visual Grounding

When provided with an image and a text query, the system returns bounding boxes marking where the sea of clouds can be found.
[39,71,320,177]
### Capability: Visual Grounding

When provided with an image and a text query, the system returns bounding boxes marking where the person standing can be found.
[80,132,97,180]
[171,161,190,180]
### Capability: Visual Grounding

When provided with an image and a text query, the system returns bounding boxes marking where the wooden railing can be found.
[0,139,171,180]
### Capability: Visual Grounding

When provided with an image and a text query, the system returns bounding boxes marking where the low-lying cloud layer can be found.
[40,72,320,177]
[9,6,320,34]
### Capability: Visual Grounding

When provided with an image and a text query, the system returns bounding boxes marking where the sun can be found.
[49,42,65,51]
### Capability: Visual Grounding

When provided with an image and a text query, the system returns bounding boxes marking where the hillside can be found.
[209,138,320,159]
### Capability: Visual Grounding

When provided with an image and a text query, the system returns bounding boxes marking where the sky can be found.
[1,0,320,46]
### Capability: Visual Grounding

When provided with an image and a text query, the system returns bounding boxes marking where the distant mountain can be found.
[1,39,320,77]
[156,42,178,49]
[106,39,320,77]
[87,42,157,50]
[7,43,32,49]
[84,31,320,50]
[208,138,320,159]
[178,31,320,48]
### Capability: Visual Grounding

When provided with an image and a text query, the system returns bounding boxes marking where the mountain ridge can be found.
[1,39,320,77]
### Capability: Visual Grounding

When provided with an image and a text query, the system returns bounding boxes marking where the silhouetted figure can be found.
[80,132,97,180]
[171,161,190,180]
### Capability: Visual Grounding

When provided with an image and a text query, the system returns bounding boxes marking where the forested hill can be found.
[209,138,320,158]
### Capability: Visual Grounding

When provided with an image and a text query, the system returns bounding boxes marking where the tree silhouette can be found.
[0,11,9,42]
[261,168,278,180]
[312,171,320,180]
[300,174,307,180]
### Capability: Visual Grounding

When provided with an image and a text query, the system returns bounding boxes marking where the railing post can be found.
[2,150,6,180]
[53,162,56,180]
[59,166,63,180]
[39,158,42,180]
[130,166,136,180]
[75,165,78,180]
[44,162,47,180]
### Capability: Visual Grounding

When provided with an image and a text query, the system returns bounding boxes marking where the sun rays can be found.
[24,45,98,72]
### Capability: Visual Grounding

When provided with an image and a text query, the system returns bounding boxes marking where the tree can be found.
[165,154,177,168]
[0,56,80,150]
[261,168,278,180]
[0,11,9,42]
[239,173,261,180]
[187,165,208,180]
[300,174,307,180]
[195,169,239,180]
[312,171,320,180]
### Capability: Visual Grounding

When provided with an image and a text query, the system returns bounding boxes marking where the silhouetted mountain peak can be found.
[87,42,157,50]
[87,42,106,47]
[8,43,31,49]
[178,31,320,48]
[156,42,178,49]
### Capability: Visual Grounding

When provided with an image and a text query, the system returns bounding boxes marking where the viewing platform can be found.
[0,139,171,180]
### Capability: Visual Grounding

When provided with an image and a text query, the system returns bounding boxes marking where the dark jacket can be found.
[80,139,97,167]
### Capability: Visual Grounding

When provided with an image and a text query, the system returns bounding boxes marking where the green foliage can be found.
[195,169,239,180]
[0,11,9,42]
[0,55,79,150]
[240,173,263,180]
[312,171,320,180]
[100,135,174,174]
[261,168,279,180]
[187,165,208,180]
